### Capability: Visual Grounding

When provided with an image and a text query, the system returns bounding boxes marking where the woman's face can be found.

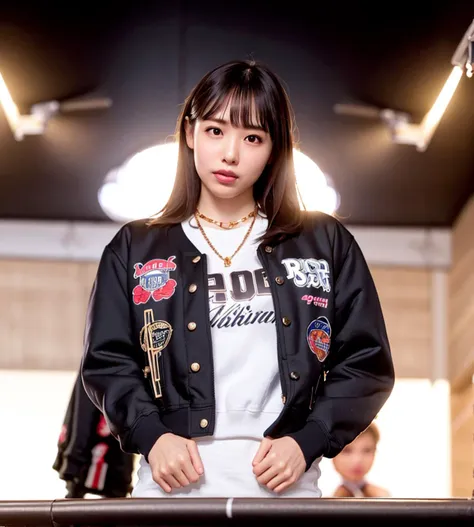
[332,432,377,482]
[185,101,273,203]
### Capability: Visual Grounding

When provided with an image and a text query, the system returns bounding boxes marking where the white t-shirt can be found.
[132,214,321,497]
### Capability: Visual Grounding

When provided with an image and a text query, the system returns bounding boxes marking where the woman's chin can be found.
[203,181,247,201]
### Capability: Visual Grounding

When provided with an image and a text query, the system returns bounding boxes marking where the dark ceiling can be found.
[0,2,473,227]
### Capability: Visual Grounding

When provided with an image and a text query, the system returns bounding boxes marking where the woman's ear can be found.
[184,116,194,150]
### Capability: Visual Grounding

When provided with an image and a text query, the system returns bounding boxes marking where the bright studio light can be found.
[98,142,339,223]
[293,148,339,215]
[98,143,179,223]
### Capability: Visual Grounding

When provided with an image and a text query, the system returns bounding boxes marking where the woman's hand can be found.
[148,433,204,492]
[252,436,306,493]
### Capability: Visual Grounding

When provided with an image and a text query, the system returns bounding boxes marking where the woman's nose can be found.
[222,138,239,165]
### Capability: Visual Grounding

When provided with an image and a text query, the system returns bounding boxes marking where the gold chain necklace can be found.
[194,207,258,267]
[195,207,257,230]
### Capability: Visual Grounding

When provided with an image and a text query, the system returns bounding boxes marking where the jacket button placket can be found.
[188,253,212,435]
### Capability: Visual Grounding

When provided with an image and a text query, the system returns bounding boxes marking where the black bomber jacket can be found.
[81,212,395,470]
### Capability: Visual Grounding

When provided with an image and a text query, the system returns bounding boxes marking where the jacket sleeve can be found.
[81,243,171,458]
[288,234,395,469]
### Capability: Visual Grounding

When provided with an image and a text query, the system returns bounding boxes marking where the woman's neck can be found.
[196,188,256,223]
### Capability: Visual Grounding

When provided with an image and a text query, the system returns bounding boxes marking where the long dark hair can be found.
[148,59,303,245]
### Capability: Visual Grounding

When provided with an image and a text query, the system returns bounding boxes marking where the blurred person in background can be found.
[53,373,135,498]
[331,422,390,497]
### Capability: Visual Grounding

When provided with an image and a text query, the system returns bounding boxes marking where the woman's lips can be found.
[213,171,238,184]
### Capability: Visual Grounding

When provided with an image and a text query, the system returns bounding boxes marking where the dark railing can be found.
[0,498,472,526]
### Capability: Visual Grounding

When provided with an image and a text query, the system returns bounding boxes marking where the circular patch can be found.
[307,316,331,362]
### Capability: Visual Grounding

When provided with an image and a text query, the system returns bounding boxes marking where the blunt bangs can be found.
[189,69,280,138]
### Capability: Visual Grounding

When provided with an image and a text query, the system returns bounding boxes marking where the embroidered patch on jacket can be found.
[96,415,111,438]
[301,294,328,308]
[58,424,67,444]
[140,309,173,399]
[307,316,331,362]
[85,443,109,491]
[132,256,177,305]
[281,258,331,292]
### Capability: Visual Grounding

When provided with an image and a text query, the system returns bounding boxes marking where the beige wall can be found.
[449,194,474,497]
[449,195,474,388]
[372,268,433,379]
[451,382,473,497]
[0,260,97,371]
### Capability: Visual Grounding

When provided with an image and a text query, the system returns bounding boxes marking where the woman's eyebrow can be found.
[205,117,265,131]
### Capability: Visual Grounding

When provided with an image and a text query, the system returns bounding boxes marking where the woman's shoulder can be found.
[300,211,352,238]
[111,217,176,241]
[104,218,177,260]
[298,211,355,259]
[364,483,391,497]
[332,484,354,497]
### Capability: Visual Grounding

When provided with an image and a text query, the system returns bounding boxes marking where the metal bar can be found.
[231,498,473,522]
[0,498,474,527]
[0,498,472,526]
[0,500,53,527]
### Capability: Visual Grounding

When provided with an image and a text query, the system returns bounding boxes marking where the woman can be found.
[332,422,390,497]
[81,59,395,498]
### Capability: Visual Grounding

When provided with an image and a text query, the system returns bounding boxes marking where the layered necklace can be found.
[193,205,258,267]
[195,207,257,230]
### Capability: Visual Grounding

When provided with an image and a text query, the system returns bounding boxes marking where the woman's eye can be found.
[246,135,262,144]
[206,127,222,136]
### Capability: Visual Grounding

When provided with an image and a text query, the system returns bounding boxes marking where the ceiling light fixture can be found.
[0,72,112,141]
[0,73,45,140]
[385,65,464,152]
[390,18,474,151]
[334,18,473,152]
